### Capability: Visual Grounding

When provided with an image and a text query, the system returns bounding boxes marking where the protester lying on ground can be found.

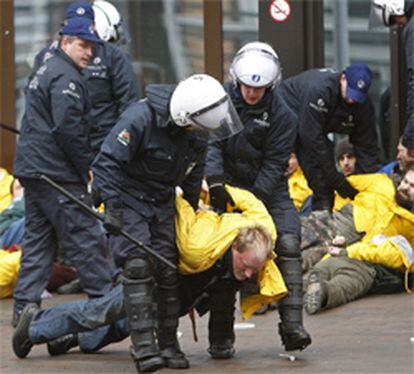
[0,250,77,300]
[12,186,288,366]
[303,164,414,314]
[300,165,414,273]
[304,233,414,314]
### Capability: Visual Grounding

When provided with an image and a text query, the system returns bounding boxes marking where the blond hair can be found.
[233,225,273,263]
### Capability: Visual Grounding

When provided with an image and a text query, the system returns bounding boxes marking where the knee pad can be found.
[123,257,153,281]
[277,233,301,259]
[156,263,178,287]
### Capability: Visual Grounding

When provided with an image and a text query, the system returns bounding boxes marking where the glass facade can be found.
[13,0,392,139]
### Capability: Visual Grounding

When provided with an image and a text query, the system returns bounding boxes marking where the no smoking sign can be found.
[269,0,291,22]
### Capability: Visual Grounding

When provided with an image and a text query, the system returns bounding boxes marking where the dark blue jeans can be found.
[29,284,130,350]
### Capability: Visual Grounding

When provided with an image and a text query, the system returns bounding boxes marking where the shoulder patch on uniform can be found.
[117,129,130,146]
[28,77,39,90]
[309,98,328,113]
[62,82,80,99]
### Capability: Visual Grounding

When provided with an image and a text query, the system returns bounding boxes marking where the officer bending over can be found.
[91,74,242,372]
[205,42,311,352]
[278,64,381,211]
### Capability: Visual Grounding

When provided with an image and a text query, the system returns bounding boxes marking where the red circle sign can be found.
[269,0,291,23]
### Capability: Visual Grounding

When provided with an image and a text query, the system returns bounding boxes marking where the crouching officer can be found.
[13,18,113,324]
[205,42,311,353]
[92,74,243,373]
[278,64,381,211]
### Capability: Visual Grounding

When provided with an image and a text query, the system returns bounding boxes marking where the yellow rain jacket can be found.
[175,185,288,319]
[0,168,13,213]
[288,167,312,211]
[0,250,21,298]
[344,174,414,245]
[347,235,414,273]
[333,173,400,212]
[322,174,414,289]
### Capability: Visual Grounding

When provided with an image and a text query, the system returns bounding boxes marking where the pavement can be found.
[0,291,413,373]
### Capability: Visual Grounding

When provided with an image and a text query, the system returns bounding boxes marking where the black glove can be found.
[209,183,235,212]
[183,194,199,211]
[335,179,358,199]
[104,199,123,236]
[91,189,102,209]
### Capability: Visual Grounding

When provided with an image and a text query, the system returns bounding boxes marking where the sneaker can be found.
[47,334,78,356]
[12,303,39,358]
[278,323,312,351]
[207,339,235,359]
[160,345,189,369]
[305,271,327,315]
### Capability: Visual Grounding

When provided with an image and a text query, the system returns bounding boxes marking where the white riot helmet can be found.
[92,0,130,43]
[229,42,282,89]
[369,0,405,28]
[170,74,243,142]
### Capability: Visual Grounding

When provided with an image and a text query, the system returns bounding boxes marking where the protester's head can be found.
[169,74,243,141]
[340,64,372,104]
[230,42,281,105]
[231,225,273,281]
[335,140,356,176]
[60,17,102,69]
[396,137,414,171]
[395,163,414,210]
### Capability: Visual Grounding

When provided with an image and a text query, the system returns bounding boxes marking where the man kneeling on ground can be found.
[12,186,287,371]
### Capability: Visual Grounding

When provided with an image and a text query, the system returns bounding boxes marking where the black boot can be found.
[47,334,78,356]
[156,264,189,369]
[12,303,39,358]
[277,235,312,351]
[207,280,237,359]
[123,258,164,373]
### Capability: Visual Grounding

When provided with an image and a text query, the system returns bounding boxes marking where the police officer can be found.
[204,42,311,354]
[13,18,113,325]
[370,0,414,156]
[278,64,381,211]
[92,74,242,373]
[30,1,139,155]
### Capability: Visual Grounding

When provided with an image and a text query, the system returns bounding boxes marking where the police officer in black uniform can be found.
[13,17,113,325]
[278,64,381,211]
[205,42,312,355]
[91,74,243,373]
[30,1,139,155]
